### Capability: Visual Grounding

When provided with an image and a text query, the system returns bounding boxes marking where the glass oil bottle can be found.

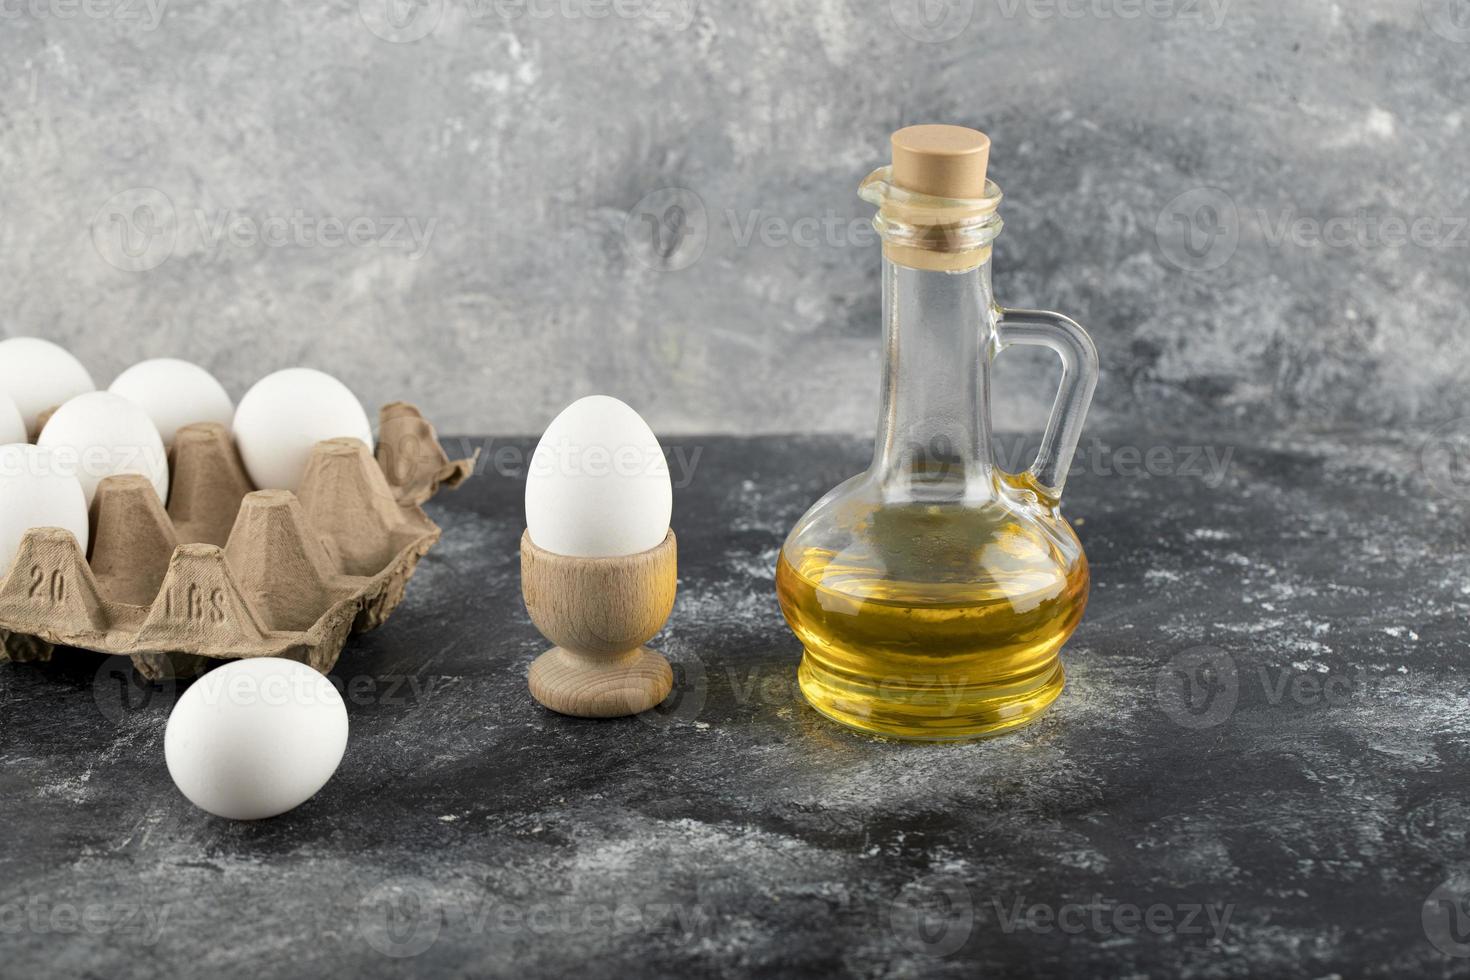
[776,125,1099,740]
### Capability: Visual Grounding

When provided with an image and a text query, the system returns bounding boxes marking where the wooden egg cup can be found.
[521,529,676,718]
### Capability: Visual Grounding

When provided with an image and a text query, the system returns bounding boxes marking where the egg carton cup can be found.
[0,402,475,681]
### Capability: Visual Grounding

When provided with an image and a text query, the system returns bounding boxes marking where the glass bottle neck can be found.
[871,256,996,503]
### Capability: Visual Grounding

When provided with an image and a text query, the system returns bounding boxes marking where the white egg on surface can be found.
[525,395,672,557]
[108,358,234,445]
[233,368,373,492]
[0,391,26,445]
[37,392,169,506]
[0,337,96,438]
[164,657,348,821]
[0,444,89,575]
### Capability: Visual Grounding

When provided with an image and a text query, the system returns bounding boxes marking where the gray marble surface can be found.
[3,430,1469,978]
[1,1,1467,436]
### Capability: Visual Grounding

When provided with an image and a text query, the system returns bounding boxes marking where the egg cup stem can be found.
[520,529,676,718]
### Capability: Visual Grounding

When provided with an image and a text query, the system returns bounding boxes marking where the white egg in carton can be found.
[0,401,473,680]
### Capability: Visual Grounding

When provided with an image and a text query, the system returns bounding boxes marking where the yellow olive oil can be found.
[776,502,1088,740]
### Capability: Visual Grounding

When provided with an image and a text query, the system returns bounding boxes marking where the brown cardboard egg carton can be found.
[0,402,475,680]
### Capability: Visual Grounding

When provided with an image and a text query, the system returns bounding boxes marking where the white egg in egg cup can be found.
[520,528,676,718]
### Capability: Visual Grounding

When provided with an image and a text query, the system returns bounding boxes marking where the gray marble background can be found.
[1,0,1466,436]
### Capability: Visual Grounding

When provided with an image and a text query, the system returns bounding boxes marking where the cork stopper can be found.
[862,125,1001,273]
[891,125,991,200]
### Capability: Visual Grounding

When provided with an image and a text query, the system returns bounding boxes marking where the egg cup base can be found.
[528,645,674,718]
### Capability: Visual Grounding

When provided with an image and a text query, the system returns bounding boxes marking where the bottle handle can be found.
[992,307,1099,506]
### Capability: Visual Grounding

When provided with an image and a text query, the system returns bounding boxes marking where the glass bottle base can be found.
[797,651,1064,741]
